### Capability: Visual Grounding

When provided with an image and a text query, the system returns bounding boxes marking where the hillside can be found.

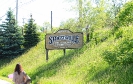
[0,26,133,84]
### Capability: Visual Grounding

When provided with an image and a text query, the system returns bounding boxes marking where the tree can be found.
[0,8,24,58]
[24,15,40,48]
[115,1,133,28]
[0,27,3,57]
[43,22,50,33]
[59,18,77,31]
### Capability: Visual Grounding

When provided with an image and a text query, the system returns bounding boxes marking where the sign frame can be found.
[45,29,83,61]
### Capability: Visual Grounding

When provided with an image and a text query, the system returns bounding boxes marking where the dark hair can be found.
[14,64,23,75]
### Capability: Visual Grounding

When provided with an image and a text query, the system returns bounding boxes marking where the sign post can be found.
[63,49,66,56]
[46,49,49,61]
[45,29,83,61]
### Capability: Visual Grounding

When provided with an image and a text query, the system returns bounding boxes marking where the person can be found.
[13,63,31,84]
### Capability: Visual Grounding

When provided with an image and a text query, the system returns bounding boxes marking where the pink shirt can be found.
[13,71,26,84]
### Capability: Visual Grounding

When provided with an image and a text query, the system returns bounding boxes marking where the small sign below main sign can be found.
[45,29,83,50]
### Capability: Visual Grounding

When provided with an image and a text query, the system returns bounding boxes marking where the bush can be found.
[38,32,46,41]
[115,1,133,28]
[92,29,111,45]
[103,37,133,65]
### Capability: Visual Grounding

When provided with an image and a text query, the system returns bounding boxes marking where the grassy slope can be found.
[0,26,133,84]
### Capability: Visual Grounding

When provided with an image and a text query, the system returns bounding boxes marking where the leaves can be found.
[103,26,133,65]
[116,1,133,27]
[0,8,24,58]
[23,16,40,49]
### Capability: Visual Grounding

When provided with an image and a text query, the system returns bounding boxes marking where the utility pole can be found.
[16,0,18,23]
[51,11,52,31]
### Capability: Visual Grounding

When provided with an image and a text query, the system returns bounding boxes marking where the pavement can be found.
[0,79,11,84]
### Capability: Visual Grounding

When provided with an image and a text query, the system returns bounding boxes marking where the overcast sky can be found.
[0,0,77,27]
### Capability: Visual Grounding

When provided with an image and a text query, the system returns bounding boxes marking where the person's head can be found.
[14,63,23,75]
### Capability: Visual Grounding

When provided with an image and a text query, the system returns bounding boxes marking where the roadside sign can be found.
[45,29,83,49]
[45,29,83,61]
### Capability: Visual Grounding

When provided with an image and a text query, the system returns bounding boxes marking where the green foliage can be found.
[91,29,112,45]
[59,18,78,32]
[1,25,133,83]
[43,22,51,32]
[114,28,123,39]
[0,1,133,84]
[38,32,45,41]
[103,26,133,65]
[116,1,133,27]
[0,8,24,58]
[0,27,3,56]
[90,6,107,30]
[23,16,40,48]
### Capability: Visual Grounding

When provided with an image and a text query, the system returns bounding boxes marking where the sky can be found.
[0,0,77,27]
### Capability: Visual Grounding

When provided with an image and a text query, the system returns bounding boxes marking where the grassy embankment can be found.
[0,26,133,84]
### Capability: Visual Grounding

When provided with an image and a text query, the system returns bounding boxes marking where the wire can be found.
[0,0,16,20]
[18,0,36,9]
[0,0,36,20]
[0,0,16,10]
[0,0,11,7]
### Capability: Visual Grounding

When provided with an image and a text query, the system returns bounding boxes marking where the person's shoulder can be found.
[22,71,27,75]
[13,71,17,74]
[13,71,18,75]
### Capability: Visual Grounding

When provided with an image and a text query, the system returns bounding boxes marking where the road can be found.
[0,79,11,84]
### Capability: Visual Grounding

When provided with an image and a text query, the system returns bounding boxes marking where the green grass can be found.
[0,26,133,84]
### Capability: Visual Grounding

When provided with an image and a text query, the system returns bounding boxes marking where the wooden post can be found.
[87,32,89,42]
[46,49,49,61]
[63,49,66,56]
[86,25,90,43]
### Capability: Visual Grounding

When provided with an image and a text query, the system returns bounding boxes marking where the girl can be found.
[13,63,31,84]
